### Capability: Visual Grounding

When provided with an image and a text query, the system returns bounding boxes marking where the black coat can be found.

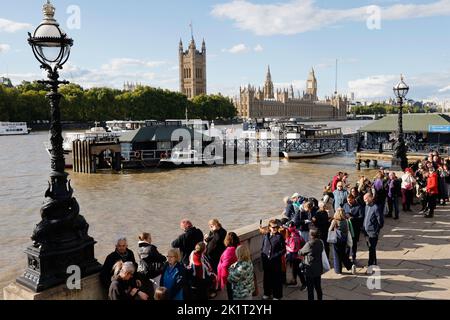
[261,233,286,263]
[343,202,365,223]
[100,249,137,289]
[312,210,330,239]
[205,227,227,271]
[292,210,312,232]
[300,239,324,278]
[284,201,296,220]
[172,226,204,266]
[137,242,167,279]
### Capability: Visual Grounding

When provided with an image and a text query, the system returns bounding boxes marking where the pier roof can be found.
[359,113,450,133]
[119,125,200,143]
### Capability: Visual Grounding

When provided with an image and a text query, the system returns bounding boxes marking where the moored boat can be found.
[0,122,30,136]
[282,151,332,159]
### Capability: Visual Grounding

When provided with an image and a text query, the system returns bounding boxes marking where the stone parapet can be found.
[3,273,106,300]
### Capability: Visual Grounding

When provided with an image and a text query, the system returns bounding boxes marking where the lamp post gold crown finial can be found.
[43,1,56,22]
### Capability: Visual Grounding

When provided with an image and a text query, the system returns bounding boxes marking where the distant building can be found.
[0,77,13,88]
[236,67,347,120]
[179,37,206,99]
[123,82,142,91]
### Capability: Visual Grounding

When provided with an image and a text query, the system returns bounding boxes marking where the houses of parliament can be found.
[178,36,347,120]
[236,67,347,120]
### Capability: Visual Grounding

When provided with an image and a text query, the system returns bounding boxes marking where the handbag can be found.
[327,230,337,244]
[348,219,355,238]
[321,248,330,274]
[346,222,353,248]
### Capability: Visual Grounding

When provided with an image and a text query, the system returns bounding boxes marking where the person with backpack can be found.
[136,232,167,281]
[284,221,306,290]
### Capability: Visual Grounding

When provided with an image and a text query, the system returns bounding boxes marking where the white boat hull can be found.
[0,122,30,135]
[283,151,332,159]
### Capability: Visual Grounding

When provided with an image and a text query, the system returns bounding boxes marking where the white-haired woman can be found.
[160,248,188,300]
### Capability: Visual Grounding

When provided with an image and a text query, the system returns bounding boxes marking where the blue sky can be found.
[1,0,450,103]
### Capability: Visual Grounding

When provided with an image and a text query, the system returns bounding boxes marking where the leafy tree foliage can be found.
[0,82,237,122]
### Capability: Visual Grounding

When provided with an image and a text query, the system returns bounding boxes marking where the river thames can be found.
[0,120,374,297]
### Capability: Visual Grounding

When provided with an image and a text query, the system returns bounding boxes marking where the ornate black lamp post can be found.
[392,75,410,171]
[17,1,101,292]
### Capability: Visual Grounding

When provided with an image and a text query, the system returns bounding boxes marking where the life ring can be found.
[134,151,141,159]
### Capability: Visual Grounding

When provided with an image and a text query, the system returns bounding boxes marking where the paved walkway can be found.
[221,204,450,300]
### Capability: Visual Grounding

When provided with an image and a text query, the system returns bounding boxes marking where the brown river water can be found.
[0,120,374,298]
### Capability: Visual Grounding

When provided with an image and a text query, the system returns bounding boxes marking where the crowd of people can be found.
[99,151,447,301]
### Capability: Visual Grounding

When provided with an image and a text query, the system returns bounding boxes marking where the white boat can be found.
[282,151,332,159]
[106,120,146,133]
[0,122,30,136]
[158,149,223,168]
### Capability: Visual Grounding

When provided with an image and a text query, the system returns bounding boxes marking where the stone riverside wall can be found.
[3,214,282,300]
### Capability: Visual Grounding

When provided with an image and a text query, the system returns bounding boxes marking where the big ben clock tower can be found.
[305,68,318,101]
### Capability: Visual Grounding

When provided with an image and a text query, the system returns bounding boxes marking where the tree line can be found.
[351,103,435,115]
[0,81,237,123]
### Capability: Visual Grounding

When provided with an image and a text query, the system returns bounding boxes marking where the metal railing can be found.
[359,141,450,155]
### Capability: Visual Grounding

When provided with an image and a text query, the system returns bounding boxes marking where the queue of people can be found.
[100,152,446,301]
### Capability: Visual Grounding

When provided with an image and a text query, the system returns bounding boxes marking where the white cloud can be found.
[7,58,178,90]
[348,71,450,101]
[0,18,32,33]
[222,43,250,54]
[101,58,167,71]
[211,0,450,36]
[0,44,10,53]
[439,85,450,93]
[254,44,263,52]
[348,75,398,99]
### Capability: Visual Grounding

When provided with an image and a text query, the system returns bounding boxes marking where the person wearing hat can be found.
[291,193,301,214]
[261,220,286,300]
[283,195,296,220]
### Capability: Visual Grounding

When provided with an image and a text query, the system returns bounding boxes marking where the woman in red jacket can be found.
[426,166,439,218]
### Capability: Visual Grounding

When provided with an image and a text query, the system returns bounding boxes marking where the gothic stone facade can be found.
[237,68,347,120]
[179,37,206,99]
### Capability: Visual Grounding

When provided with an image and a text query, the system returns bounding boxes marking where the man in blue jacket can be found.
[362,193,384,273]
